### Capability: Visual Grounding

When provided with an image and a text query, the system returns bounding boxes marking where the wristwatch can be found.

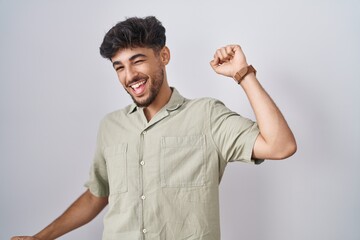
[233,65,257,84]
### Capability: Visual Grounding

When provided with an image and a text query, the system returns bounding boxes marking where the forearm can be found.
[34,190,108,240]
[240,73,296,159]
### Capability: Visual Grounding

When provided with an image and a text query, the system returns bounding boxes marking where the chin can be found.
[133,97,152,108]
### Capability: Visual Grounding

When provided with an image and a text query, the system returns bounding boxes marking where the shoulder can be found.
[186,97,225,108]
[99,104,133,127]
[179,97,230,119]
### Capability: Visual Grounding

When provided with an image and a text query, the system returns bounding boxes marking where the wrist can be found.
[233,65,257,84]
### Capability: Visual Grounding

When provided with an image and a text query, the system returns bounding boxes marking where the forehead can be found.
[111,47,156,63]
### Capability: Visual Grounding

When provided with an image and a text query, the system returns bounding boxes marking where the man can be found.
[12,16,296,240]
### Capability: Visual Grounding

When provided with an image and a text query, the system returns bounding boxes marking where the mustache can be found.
[126,74,149,87]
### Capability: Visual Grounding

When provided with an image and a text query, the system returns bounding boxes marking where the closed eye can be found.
[115,66,124,71]
[134,59,145,65]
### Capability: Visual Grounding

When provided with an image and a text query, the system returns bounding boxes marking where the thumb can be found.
[209,58,220,72]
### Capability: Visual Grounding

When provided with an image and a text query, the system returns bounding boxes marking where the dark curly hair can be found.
[99,16,166,60]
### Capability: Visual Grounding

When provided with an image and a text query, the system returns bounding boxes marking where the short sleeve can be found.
[84,120,110,197]
[209,99,263,164]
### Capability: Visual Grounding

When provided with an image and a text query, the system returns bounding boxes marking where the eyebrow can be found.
[112,53,147,68]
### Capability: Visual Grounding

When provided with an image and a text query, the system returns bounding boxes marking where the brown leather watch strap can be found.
[233,65,257,84]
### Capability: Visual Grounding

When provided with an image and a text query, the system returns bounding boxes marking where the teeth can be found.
[131,80,146,89]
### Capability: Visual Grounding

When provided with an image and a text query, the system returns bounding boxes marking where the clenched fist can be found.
[210,44,249,78]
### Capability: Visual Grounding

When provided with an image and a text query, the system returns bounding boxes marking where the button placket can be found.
[139,129,148,237]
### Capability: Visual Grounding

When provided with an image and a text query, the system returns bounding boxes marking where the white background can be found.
[1,0,359,239]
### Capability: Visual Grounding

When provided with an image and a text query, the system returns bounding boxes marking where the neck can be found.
[143,83,172,121]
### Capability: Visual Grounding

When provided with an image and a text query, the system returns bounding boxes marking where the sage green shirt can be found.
[85,88,262,240]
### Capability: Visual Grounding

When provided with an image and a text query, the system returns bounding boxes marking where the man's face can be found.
[111,47,166,108]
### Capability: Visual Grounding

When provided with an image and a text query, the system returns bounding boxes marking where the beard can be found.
[127,67,164,108]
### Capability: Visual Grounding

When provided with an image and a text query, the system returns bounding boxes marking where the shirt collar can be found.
[127,87,185,114]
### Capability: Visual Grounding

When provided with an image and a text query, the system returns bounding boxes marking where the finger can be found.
[210,54,220,66]
[215,48,230,62]
[219,48,230,61]
[229,44,241,52]
[214,49,224,62]
[225,45,235,56]
[209,58,219,71]
[216,48,230,62]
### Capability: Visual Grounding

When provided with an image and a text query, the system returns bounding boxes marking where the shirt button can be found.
[142,131,147,135]
[140,161,145,166]
[142,228,147,233]
[141,195,146,200]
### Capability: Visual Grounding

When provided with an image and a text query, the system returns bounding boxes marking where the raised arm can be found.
[11,190,108,240]
[210,44,297,160]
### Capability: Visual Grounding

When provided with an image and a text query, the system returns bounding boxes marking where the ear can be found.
[160,46,171,65]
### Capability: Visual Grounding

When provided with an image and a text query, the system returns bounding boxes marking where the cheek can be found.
[116,72,126,85]
[145,64,162,78]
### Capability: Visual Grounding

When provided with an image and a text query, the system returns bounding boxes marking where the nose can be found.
[124,66,137,84]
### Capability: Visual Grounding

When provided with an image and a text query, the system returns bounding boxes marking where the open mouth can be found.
[129,80,147,95]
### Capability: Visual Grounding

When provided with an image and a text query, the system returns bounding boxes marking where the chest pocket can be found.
[104,144,128,194]
[160,135,206,187]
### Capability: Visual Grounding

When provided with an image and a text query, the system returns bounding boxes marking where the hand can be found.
[210,44,248,78]
[11,236,40,240]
